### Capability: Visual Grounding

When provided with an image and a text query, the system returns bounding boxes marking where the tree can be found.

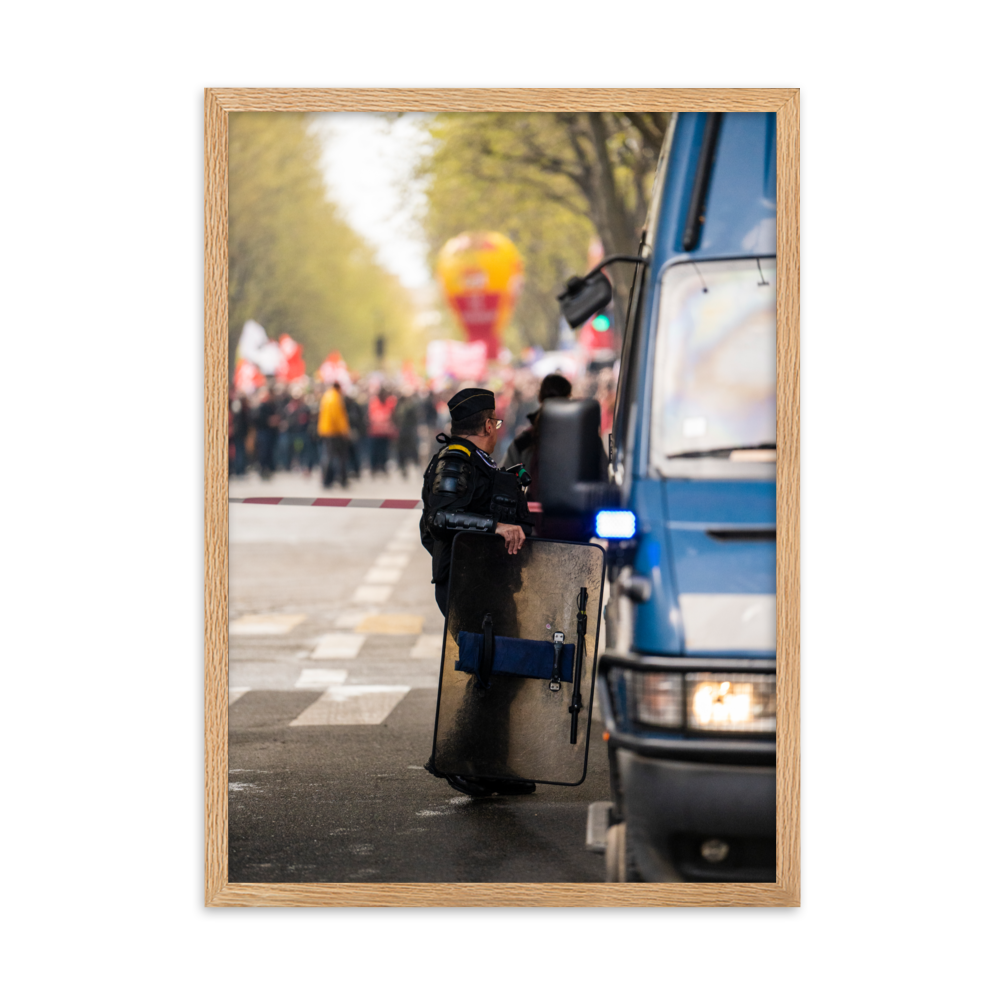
[417,112,669,345]
[228,113,417,371]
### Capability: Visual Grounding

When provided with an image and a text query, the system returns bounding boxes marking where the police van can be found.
[545,111,779,881]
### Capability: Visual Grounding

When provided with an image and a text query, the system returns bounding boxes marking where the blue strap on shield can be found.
[456,631,575,686]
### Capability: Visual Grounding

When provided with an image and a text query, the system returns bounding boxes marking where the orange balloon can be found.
[437,232,524,359]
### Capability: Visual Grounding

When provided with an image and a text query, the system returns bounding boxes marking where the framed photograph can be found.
[204,87,801,907]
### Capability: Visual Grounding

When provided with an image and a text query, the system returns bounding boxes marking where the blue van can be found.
[545,111,778,881]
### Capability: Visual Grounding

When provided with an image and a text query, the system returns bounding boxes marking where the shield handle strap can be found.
[479,613,494,688]
[569,588,588,743]
[549,631,565,692]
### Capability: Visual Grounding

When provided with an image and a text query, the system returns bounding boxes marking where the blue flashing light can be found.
[595,510,636,539]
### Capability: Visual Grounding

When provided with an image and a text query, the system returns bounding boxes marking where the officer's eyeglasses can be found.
[489,418,504,429]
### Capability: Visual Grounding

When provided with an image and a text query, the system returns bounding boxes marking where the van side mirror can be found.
[537,399,621,515]
[557,272,613,329]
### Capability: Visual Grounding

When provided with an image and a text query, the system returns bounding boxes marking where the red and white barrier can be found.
[229,497,544,512]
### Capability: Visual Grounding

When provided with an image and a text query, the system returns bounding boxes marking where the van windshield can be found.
[650,258,776,470]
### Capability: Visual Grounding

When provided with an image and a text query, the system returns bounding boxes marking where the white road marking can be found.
[363,567,404,585]
[295,668,349,688]
[229,687,251,705]
[351,585,393,604]
[309,633,368,659]
[289,685,410,725]
[230,613,306,636]
[374,553,410,568]
[410,634,443,659]
[385,540,416,552]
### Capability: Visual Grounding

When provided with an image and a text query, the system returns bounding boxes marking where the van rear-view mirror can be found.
[557,272,613,329]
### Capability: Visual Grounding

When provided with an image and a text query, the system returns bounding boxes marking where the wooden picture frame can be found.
[205,87,800,907]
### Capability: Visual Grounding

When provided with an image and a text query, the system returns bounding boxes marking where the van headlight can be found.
[686,673,776,733]
[622,669,775,734]
[631,672,684,727]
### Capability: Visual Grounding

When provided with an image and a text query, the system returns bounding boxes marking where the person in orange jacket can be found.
[318,381,351,487]
[367,387,397,475]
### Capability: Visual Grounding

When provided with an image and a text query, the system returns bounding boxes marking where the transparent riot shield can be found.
[430,531,606,786]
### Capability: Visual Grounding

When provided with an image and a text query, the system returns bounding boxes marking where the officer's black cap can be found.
[447,387,495,422]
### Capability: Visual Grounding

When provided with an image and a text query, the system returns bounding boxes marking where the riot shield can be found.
[430,531,606,786]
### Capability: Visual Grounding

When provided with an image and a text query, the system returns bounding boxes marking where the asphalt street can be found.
[228,465,610,883]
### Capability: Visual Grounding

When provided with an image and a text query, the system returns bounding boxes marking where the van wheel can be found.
[606,822,642,882]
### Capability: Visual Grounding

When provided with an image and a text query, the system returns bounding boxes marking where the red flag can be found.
[234,358,264,392]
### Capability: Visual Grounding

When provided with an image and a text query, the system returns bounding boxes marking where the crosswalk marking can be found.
[351,584,393,604]
[385,540,415,552]
[289,685,410,726]
[410,634,443,659]
[374,553,410,569]
[295,668,349,688]
[230,613,306,636]
[354,614,424,634]
[309,633,368,659]
[231,510,434,704]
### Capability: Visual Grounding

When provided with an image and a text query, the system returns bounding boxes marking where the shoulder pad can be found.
[431,450,472,497]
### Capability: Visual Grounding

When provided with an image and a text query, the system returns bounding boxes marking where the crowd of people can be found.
[228,365,618,486]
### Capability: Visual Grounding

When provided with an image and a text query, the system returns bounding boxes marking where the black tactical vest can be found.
[419,437,532,584]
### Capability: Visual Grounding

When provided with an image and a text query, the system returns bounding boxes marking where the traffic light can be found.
[591,313,611,333]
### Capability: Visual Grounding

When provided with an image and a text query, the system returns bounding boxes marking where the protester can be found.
[343,390,364,479]
[393,388,421,479]
[368,386,397,475]
[229,390,250,476]
[318,381,351,488]
[284,384,311,471]
[251,384,279,479]
[303,386,320,473]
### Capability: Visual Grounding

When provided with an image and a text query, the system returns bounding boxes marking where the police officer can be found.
[420,387,537,797]
[420,387,534,617]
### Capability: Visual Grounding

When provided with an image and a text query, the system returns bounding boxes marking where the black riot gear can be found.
[421,432,549,798]
[420,435,533,586]
[488,469,522,524]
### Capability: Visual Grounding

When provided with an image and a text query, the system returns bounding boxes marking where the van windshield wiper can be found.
[667,443,777,459]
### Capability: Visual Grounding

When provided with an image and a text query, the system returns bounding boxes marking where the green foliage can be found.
[416,112,668,347]
[228,113,417,371]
